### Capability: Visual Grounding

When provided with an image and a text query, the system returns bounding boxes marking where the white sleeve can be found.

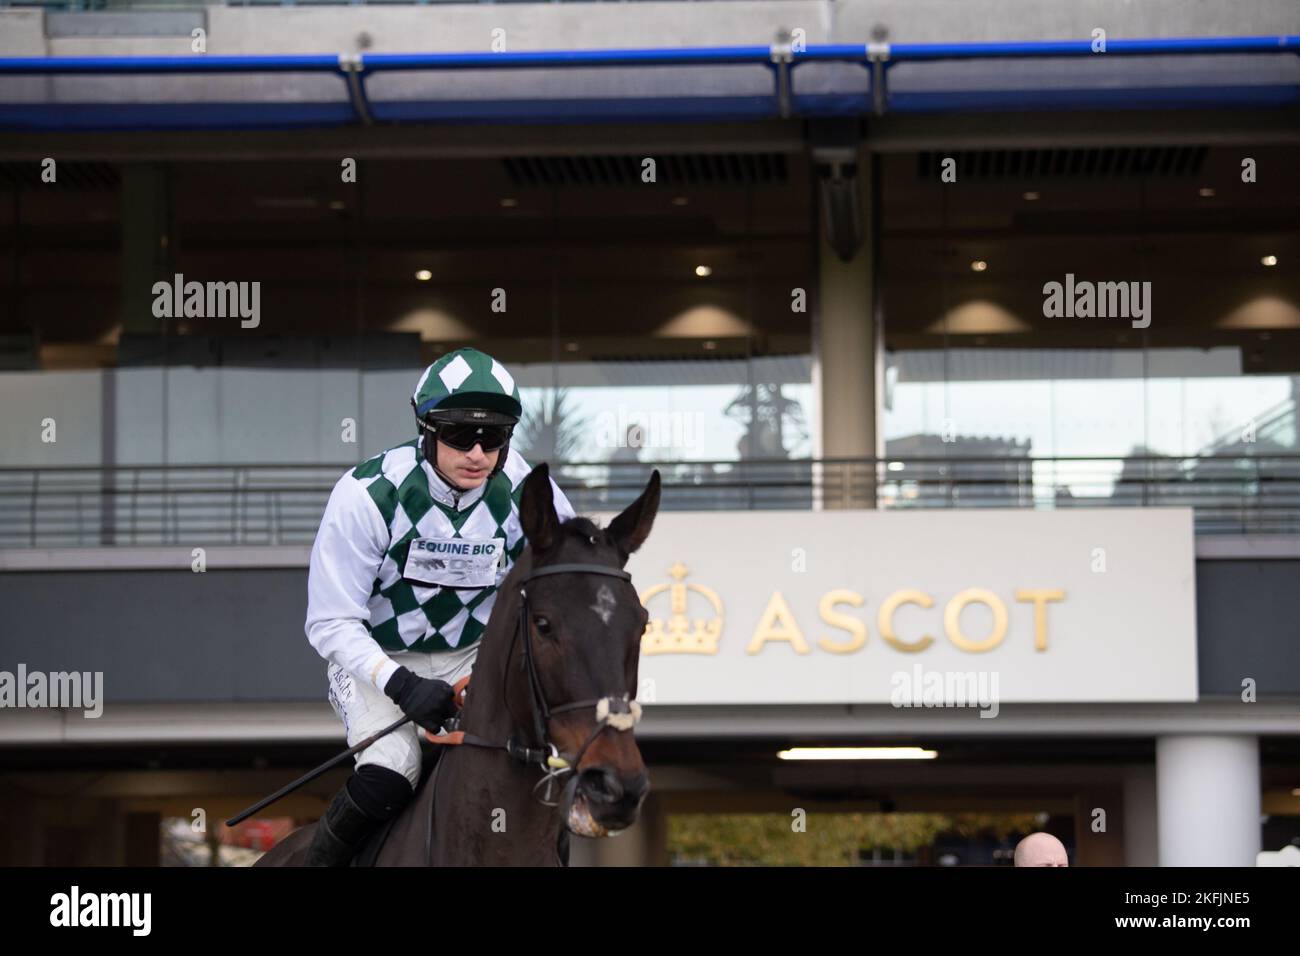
[509,448,576,521]
[551,474,577,521]
[305,473,402,692]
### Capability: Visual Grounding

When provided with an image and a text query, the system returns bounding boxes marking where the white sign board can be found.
[625,508,1197,705]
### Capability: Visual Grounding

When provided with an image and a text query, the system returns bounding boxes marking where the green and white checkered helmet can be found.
[412,348,522,421]
[411,349,522,472]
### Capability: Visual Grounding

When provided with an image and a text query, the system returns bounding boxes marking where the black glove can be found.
[383,666,456,732]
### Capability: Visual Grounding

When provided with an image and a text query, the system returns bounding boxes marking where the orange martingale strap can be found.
[425,730,465,746]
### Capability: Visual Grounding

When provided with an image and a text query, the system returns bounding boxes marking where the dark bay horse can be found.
[258,463,660,866]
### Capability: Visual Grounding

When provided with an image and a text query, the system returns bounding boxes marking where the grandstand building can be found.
[1,0,1298,866]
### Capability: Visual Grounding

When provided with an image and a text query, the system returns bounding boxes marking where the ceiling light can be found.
[672,196,690,206]
[415,270,432,281]
[1198,187,1216,198]
[1022,191,1040,201]
[499,198,518,208]
[926,300,1031,335]
[1261,255,1278,267]
[970,260,988,272]
[695,265,712,277]
[778,747,938,761]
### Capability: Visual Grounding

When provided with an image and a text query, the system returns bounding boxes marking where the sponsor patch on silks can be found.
[328,664,355,708]
[405,537,504,589]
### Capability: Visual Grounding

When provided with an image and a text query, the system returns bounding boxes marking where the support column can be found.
[110,165,174,540]
[1157,735,1260,866]
[1123,764,1158,866]
[119,163,173,338]
[814,148,879,509]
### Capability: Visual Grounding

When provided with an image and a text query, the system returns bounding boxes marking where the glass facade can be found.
[878,145,1300,523]
[2,145,1298,541]
[0,155,815,542]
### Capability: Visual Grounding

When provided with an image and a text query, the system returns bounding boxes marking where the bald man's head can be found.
[1014,832,1069,867]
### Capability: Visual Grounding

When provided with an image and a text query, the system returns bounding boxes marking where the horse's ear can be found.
[608,469,660,562]
[519,463,559,554]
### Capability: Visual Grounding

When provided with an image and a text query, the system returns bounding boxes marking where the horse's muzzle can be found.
[572,767,649,834]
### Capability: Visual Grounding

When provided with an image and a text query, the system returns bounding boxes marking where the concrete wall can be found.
[1197,559,1300,697]
[3,1,1296,57]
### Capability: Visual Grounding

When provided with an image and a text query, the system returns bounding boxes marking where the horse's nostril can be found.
[579,767,623,804]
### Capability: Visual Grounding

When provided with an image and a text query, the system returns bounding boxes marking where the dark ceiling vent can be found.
[0,161,121,190]
[502,153,789,188]
[916,146,1208,181]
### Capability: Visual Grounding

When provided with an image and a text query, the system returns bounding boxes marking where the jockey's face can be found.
[436,438,500,489]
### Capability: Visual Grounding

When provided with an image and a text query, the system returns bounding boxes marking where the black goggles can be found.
[432,421,513,453]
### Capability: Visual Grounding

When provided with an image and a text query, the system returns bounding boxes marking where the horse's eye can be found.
[533,615,553,637]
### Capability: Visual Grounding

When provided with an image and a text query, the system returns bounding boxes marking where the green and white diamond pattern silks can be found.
[349,439,533,653]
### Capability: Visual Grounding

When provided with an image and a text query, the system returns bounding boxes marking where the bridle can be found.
[447,559,644,806]
[425,557,645,864]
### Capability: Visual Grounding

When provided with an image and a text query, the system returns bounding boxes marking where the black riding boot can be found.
[306,784,380,867]
[306,765,413,867]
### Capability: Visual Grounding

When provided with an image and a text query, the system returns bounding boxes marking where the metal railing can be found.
[3,454,1299,548]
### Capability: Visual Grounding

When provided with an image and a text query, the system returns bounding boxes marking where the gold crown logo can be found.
[639,562,724,655]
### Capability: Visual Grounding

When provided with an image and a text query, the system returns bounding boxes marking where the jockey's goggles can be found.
[430,420,513,453]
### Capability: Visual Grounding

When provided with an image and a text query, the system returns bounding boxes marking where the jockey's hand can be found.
[383,667,456,732]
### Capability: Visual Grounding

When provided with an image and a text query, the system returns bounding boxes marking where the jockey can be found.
[303,347,575,866]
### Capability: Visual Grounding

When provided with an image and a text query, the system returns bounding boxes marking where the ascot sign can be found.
[641,561,1064,656]
[625,508,1198,705]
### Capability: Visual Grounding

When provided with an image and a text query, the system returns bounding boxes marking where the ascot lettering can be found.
[746,588,1065,655]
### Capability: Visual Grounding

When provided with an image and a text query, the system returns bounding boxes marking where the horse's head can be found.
[516,463,660,836]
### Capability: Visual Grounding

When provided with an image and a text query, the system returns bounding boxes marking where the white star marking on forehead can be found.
[590,584,616,626]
